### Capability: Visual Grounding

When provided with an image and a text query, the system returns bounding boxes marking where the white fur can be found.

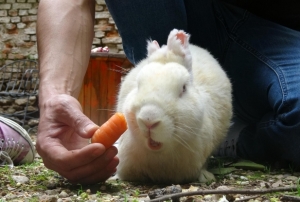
[116,29,232,184]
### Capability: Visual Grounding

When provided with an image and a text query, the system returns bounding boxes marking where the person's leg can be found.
[105,0,188,64]
[225,15,300,166]
[105,0,233,64]
[187,1,300,166]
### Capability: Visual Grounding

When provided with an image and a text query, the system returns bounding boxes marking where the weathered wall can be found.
[0,0,123,66]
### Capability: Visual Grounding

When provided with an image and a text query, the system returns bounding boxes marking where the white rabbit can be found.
[116,29,232,183]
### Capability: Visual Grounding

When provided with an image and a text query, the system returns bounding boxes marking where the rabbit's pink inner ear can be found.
[147,40,160,56]
[152,40,160,48]
[176,31,190,48]
[176,32,186,45]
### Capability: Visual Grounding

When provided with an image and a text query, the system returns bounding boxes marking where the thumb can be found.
[64,101,99,139]
[52,95,100,139]
[72,113,99,139]
[82,122,100,138]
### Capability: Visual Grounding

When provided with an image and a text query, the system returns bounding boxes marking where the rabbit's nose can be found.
[137,104,163,130]
[142,119,160,130]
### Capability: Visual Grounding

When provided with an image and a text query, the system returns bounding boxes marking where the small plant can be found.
[0,165,16,186]
[124,193,128,202]
[264,165,271,174]
[79,192,89,200]
[96,191,102,197]
[288,163,297,174]
[297,178,300,196]
[28,196,39,202]
[269,197,280,202]
[77,185,84,196]
[132,189,140,197]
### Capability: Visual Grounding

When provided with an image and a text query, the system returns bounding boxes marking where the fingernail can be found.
[106,158,119,172]
[105,148,118,161]
[84,123,98,134]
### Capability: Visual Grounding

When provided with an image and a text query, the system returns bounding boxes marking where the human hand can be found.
[36,94,119,184]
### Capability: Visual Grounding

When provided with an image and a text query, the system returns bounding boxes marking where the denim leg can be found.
[105,0,187,64]
[233,26,300,165]
[212,3,300,165]
[105,0,300,166]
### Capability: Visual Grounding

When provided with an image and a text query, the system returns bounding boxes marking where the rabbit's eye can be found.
[180,84,186,97]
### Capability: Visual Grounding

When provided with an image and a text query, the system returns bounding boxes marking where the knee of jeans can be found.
[280,109,300,127]
[257,105,300,129]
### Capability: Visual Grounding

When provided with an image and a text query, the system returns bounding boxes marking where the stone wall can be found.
[0,0,123,66]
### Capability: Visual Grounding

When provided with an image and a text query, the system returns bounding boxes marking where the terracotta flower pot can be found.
[78,52,132,126]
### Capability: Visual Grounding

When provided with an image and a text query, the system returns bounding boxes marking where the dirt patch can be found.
[1,133,299,202]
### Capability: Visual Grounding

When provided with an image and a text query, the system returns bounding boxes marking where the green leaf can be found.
[209,167,237,175]
[230,160,265,170]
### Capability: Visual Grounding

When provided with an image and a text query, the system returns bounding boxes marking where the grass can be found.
[0,158,61,201]
[1,155,300,201]
[297,178,300,196]
[132,188,140,197]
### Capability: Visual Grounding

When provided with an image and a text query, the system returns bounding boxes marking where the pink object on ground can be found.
[0,116,35,167]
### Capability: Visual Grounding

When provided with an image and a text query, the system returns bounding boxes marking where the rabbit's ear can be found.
[167,29,192,71]
[147,40,160,56]
[167,29,190,56]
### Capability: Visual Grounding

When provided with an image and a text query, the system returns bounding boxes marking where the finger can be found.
[44,143,108,171]
[67,157,119,184]
[56,148,119,184]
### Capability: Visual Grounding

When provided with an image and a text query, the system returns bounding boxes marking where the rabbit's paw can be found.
[199,169,215,183]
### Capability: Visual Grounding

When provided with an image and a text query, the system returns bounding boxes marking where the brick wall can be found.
[0,0,123,66]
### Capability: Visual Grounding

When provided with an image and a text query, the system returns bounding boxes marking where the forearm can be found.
[37,0,95,104]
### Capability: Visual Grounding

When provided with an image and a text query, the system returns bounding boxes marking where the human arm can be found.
[36,0,119,184]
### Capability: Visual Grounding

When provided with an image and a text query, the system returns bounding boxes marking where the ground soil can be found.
[1,132,299,202]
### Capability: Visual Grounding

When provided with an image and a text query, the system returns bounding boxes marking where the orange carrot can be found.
[91,113,127,148]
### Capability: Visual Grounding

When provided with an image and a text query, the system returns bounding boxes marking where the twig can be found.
[147,185,297,202]
[281,195,300,201]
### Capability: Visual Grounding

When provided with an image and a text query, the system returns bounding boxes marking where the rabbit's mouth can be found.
[148,138,162,150]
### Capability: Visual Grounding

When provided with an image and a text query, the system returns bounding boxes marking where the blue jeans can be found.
[105,0,300,166]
